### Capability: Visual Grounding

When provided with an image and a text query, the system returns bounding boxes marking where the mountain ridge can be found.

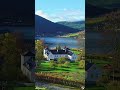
[35,15,80,36]
[57,21,85,30]
[86,3,112,18]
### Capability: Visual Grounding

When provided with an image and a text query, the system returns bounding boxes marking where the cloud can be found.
[50,9,85,22]
[35,9,85,22]
[35,10,50,20]
[63,8,67,11]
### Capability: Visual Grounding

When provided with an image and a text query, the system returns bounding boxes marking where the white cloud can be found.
[35,9,85,22]
[63,8,67,11]
[35,10,50,20]
[51,9,85,22]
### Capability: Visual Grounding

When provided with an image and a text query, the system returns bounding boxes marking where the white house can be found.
[43,47,78,61]
[21,51,36,82]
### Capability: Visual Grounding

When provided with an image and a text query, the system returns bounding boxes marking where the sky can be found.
[35,0,85,22]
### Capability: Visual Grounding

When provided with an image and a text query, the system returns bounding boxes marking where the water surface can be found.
[36,37,84,49]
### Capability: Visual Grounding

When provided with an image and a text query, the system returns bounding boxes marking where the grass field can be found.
[14,87,35,90]
[60,32,80,37]
[35,61,84,72]
[71,50,81,55]
[85,86,105,90]
[71,48,83,55]
[89,59,112,67]
[36,72,85,83]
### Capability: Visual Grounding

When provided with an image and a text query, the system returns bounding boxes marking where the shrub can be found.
[79,60,85,69]
[64,61,70,67]
[49,60,56,69]
[58,57,68,64]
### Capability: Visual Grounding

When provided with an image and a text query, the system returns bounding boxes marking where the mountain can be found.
[35,15,80,36]
[87,0,120,9]
[105,3,120,9]
[57,21,85,30]
[86,3,112,18]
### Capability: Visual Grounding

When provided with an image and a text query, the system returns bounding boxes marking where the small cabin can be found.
[21,51,36,82]
[86,61,102,84]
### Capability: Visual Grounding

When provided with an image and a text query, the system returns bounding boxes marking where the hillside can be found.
[86,10,120,32]
[35,15,79,36]
[86,3,112,18]
[57,21,85,30]
[87,0,120,9]
[59,31,85,39]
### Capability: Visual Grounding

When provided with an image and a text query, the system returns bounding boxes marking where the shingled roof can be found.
[67,51,73,56]
[50,50,68,54]
[23,57,36,70]
[22,51,35,56]
[45,47,74,56]
[86,61,94,71]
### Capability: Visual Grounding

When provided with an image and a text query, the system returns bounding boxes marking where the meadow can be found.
[35,61,84,72]
[14,87,35,90]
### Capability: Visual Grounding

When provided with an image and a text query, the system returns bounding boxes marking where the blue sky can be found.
[35,0,85,22]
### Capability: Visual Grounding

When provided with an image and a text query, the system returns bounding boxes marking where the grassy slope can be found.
[57,21,85,30]
[36,62,84,72]
[60,31,85,39]
[86,17,106,25]
[87,10,120,32]
[14,87,35,90]
[87,0,120,7]
[36,72,85,83]
[60,32,80,37]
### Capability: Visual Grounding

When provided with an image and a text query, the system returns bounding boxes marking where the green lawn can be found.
[14,87,35,90]
[72,50,81,55]
[36,61,84,72]
[85,86,105,90]
[61,32,80,37]
[89,59,112,67]
[71,48,82,55]
[93,59,110,64]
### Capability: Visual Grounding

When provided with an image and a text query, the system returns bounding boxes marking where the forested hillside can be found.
[57,21,85,30]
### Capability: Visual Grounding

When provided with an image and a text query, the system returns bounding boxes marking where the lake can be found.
[0,26,34,39]
[36,37,85,49]
[86,32,114,55]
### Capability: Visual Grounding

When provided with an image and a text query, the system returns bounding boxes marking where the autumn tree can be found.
[64,61,70,67]
[58,57,68,64]
[35,40,44,62]
[56,44,61,50]
[0,33,22,80]
[79,60,85,69]
[49,60,57,69]
[106,81,120,90]
[76,49,85,62]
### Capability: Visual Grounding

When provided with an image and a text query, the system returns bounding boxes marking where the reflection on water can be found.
[36,37,84,49]
[86,32,113,54]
